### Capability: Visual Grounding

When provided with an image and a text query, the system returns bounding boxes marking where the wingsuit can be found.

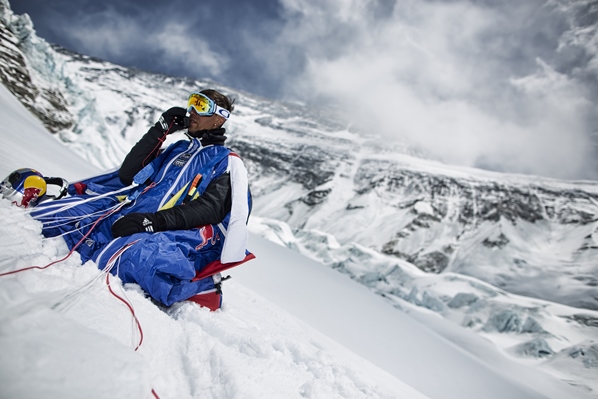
[31,118,254,309]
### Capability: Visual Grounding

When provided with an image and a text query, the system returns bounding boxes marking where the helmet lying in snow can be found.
[0,168,68,208]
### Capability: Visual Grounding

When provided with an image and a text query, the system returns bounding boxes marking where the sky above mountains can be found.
[10,0,598,181]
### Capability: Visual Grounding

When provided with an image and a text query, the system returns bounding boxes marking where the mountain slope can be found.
[2,82,592,399]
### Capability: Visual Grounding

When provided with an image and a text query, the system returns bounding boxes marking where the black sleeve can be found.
[156,173,232,230]
[119,126,166,185]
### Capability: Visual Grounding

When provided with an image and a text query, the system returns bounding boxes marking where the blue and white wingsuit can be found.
[32,129,254,307]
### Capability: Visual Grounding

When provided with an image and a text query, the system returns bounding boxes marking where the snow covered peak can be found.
[0,0,34,41]
[0,0,73,133]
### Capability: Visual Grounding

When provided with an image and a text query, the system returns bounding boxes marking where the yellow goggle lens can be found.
[187,93,213,115]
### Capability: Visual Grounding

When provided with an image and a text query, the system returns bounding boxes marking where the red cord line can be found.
[0,175,163,397]
[104,272,144,350]
[105,246,161,399]
[141,120,176,167]
[0,205,124,277]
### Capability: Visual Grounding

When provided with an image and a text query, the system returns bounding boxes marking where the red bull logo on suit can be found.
[195,225,220,251]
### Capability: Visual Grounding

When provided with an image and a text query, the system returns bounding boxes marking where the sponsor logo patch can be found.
[173,153,192,167]
[195,225,220,250]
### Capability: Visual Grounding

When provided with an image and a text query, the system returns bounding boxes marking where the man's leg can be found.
[95,229,224,306]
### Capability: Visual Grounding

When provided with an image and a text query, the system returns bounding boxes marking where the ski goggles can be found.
[187,92,230,120]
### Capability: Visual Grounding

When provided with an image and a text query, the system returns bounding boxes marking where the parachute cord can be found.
[38,182,153,231]
[140,181,157,195]
[0,201,127,277]
[141,121,174,168]
[107,243,142,348]
[50,239,137,312]
[41,219,105,239]
[30,183,136,220]
[35,203,120,222]
[39,202,125,233]
[104,243,160,399]
[105,269,144,350]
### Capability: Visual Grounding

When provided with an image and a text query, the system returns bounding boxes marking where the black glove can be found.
[111,213,164,237]
[156,107,188,134]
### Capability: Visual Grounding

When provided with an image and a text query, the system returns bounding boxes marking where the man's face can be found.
[187,108,223,133]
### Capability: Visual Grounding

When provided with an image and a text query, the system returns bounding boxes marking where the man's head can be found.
[187,89,235,134]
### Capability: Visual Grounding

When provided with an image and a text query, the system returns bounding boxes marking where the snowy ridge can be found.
[0,203,423,399]
[0,1,73,133]
[241,123,598,310]
[250,216,598,394]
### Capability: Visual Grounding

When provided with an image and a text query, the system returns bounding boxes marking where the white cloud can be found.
[44,0,598,180]
[273,0,598,180]
[55,7,228,78]
[153,22,228,77]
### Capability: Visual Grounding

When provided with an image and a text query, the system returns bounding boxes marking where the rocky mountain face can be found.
[0,1,72,133]
[1,0,597,312]
[234,123,598,310]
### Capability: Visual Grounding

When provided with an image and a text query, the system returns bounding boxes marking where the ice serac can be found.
[0,0,73,133]
[238,132,598,310]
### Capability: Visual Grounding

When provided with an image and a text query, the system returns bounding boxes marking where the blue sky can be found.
[12,0,288,98]
[10,0,598,180]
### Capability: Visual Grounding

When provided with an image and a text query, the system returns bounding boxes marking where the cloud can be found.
[152,22,228,77]
[269,0,598,180]
[52,5,228,78]
[21,0,598,180]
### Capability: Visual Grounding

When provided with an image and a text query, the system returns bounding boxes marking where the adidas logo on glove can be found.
[143,217,154,232]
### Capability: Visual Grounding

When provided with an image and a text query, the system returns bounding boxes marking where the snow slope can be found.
[0,83,97,181]
[0,71,595,399]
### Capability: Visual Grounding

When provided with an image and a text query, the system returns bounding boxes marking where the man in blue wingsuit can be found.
[32,89,254,310]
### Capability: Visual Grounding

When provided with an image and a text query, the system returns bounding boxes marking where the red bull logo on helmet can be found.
[195,225,220,251]
[0,168,47,208]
